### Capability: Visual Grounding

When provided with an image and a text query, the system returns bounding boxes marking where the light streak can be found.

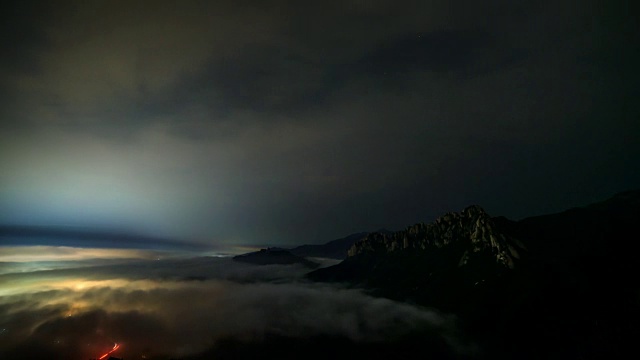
[98,342,120,360]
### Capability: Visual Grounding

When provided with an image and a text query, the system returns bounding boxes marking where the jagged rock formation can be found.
[307,206,527,311]
[346,205,523,269]
[308,190,640,360]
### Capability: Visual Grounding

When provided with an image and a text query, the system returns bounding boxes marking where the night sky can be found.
[1,0,638,248]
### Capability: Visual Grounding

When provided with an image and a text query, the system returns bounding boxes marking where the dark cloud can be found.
[357,30,493,75]
[0,225,208,250]
[0,0,637,245]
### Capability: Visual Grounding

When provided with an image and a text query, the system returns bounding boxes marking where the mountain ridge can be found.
[345,205,523,269]
[288,232,371,260]
[307,190,640,359]
[233,248,320,268]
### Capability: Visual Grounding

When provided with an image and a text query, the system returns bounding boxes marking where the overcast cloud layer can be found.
[0,0,637,246]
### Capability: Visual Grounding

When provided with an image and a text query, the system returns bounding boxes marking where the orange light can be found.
[98,343,120,359]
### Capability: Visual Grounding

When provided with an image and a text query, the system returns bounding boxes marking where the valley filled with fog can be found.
[0,249,469,359]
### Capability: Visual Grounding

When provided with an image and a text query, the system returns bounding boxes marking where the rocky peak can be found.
[347,206,521,268]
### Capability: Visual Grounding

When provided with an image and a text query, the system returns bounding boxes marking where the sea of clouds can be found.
[0,251,474,359]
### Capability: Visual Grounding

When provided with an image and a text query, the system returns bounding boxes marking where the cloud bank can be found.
[0,253,471,359]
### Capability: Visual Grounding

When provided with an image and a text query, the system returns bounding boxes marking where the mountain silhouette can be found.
[233,248,319,268]
[308,190,640,359]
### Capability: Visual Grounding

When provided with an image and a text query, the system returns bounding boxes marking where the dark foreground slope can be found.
[308,191,640,359]
[288,232,370,260]
[233,248,319,268]
[183,333,462,360]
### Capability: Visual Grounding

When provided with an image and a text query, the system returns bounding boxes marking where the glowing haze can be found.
[0,247,466,359]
